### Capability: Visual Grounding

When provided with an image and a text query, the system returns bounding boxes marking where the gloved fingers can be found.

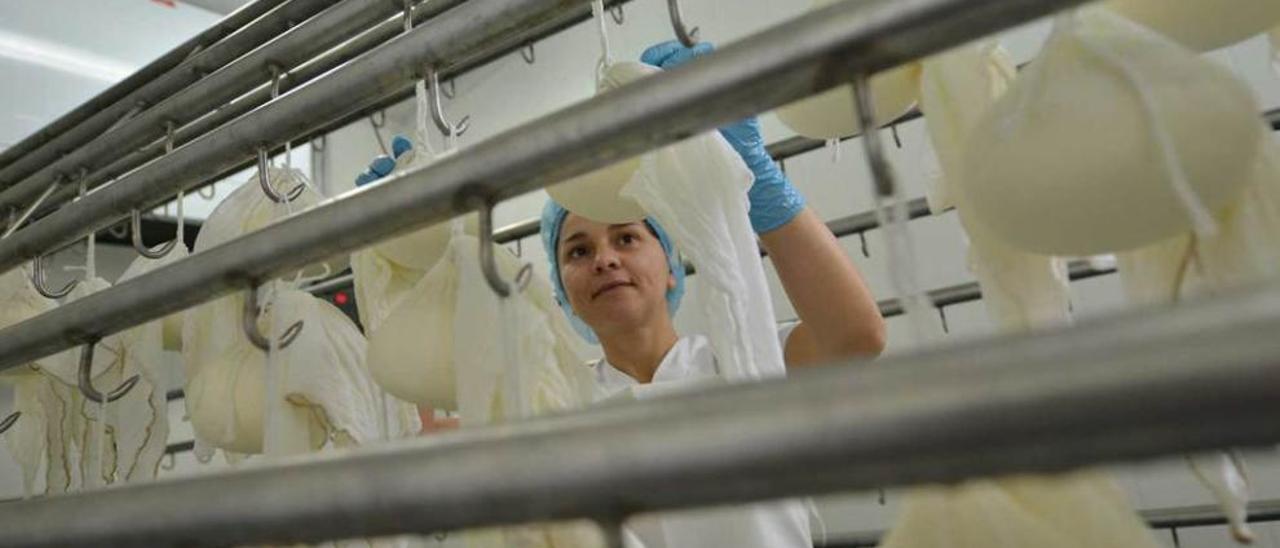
[391,135,413,159]
[370,155,397,177]
[354,154,396,187]
[640,40,714,69]
[354,169,381,187]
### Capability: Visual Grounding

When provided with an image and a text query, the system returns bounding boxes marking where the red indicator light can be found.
[334,291,349,306]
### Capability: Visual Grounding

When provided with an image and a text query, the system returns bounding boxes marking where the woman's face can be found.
[557,213,675,338]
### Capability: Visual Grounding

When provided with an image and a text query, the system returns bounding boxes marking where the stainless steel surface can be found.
[0,0,342,196]
[0,0,1094,373]
[0,0,637,255]
[0,0,416,214]
[0,0,289,173]
[2,281,1279,547]
[14,0,471,220]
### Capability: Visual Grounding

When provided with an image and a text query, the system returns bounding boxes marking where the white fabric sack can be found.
[885,41,1158,545]
[919,42,1075,330]
[621,132,784,382]
[960,9,1265,256]
[443,227,600,548]
[186,287,402,455]
[1104,0,1280,52]
[185,167,414,456]
[880,472,1163,548]
[1114,142,1280,544]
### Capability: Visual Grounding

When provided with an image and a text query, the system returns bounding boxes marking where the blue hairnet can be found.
[540,200,685,344]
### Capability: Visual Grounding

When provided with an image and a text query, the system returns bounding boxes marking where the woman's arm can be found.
[761,208,886,367]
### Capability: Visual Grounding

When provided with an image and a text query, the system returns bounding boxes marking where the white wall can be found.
[2,1,1279,546]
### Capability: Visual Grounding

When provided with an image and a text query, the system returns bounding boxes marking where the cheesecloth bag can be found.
[184,166,416,457]
[878,35,1161,548]
[920,42,1073,330]
[1113,141,1280,544]
[959,8,1265,256]
[443,224,602,548]
[1104,0,1280,52]
[0,265,59,496]
[28,276,145,491]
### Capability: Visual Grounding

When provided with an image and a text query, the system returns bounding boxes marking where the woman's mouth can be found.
[592,280,634,300]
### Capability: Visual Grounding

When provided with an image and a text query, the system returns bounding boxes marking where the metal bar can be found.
[0,0,434,212]
[0,0,342,195]
[5,0,637,229]
[1,281,1279,546]
[0,0,1096,373]
[0,0,289,172]
[0,0,467,216]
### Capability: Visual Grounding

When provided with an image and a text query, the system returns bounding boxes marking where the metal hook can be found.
[425,66,470,137]
[938,306,950,333]
[667,0,700,47]
[243,285,304,351]
[890,124,902,149]
[468,195,532,298]
[130,209,177,259]
[0,412,19,434]
[609,3,625,25]
[31,254,76,299]
[370,110,386,128]
[256,147,306,203]
[268,63,286,100]
[78,341,141,404]
[857,232,870,258]
[520,42,536,65]
[196,183,217,200]
[441,78,456,100]
[160,452,177,471]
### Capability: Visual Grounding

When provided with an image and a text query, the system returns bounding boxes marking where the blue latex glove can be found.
[640,41,805,234]
[354,135,414,187]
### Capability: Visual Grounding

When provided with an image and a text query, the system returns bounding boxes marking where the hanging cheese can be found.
[1104,0,1280,52]
[186,288,395,455]
[366,225,594,413]
[546,61,657,224]
[959,9,1264,256]
[773,0,921,140]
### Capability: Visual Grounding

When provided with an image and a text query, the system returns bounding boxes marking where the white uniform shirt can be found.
[589,328,812,548]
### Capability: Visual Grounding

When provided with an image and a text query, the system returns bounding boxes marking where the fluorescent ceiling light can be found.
[0,29,136,83]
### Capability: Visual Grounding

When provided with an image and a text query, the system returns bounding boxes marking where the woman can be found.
[536,41,884,548]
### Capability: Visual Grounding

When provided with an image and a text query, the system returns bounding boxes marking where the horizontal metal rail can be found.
[0,0,471,217]
[0,0,343,194]
[0,0,289,172]
[0,280,1278,546]
[0,0,458,216]
[0,0,1095,373]
[4,0,636,226]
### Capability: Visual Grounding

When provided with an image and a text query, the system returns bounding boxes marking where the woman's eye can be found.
[566,246,588,260]
[619,233,638,245]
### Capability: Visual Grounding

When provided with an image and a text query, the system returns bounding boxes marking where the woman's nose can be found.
[593,246,621,272]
